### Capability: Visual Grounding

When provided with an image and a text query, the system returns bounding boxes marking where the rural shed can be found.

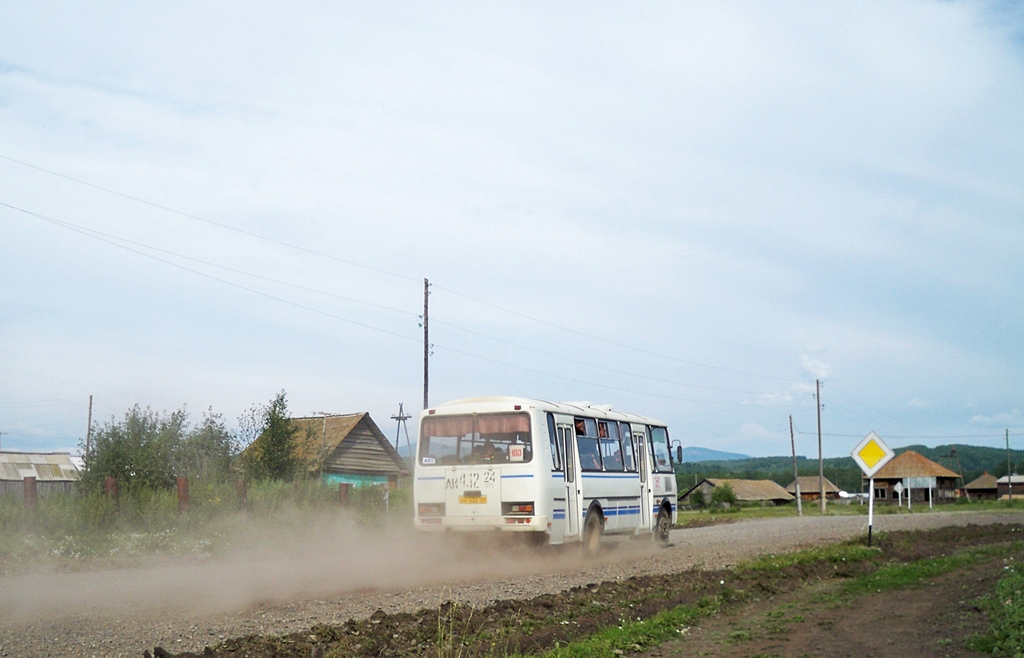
[0,451,79,496]
[683,478,794,506]
[962,472,999,500]
[291,413,410,486]
[785,476,841,501]
[996,475,1024,500]
[867,450,959,504]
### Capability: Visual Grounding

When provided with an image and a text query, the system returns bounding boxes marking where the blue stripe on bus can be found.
[417,476,444,481]
[551,473,564,479]
[501,474,533,479]
[552,508,566,520]
[581,474,640,479]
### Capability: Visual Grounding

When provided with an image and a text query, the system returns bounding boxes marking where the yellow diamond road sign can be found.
[851,431,895,478]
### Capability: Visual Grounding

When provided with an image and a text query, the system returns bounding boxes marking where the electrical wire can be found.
[2,154,803,385]
[3,200,766,408]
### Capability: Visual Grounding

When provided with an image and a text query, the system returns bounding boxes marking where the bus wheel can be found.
[582,510,603,556]
[655,507,671,546]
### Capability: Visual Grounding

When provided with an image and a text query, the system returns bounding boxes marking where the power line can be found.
[434,283,803,383]
[2,154,802,385]
[6,199,792,399]
[4,200,766,408]
[0,154,421,284]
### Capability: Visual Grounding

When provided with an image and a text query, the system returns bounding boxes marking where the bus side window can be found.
[620,422,636,471]
[547,413,561,471]
[600,421,623,471]
[575,417,602,471]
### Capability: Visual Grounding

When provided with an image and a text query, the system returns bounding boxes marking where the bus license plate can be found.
[459,494,487,504]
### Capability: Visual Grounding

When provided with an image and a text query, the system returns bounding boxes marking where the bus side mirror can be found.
[676,446,683,464]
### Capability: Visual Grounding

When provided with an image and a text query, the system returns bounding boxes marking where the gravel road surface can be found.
[1,510,1020,658]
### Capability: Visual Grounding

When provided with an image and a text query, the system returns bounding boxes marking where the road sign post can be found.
[851,432,895,547]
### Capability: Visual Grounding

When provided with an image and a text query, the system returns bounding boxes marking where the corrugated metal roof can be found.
[964,472,999,490]
[0,452,79,482]
[996,475,1024,485]
[707,478,794,501]
[786,476,840,494]
[871,451,959,479]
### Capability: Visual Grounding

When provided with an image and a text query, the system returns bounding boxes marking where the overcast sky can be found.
[1,2,1022,459]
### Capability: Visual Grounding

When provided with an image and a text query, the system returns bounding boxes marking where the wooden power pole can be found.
[817,379,825,514]
[790,415,802,517]
[423,278,430,410]
[86,394,93,460]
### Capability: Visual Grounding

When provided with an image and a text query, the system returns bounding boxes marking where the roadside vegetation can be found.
[0,390,410,570]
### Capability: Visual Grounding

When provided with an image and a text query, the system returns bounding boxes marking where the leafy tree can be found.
[80,405,239,492]
[80,405,187,493]
[173,408,237,481]
[238,390,299,481]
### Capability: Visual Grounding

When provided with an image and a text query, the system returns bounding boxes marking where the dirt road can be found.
[0,510,1020,658]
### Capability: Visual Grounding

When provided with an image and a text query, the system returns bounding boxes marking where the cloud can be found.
[758,392,794,405]
[800,355,832,380]
[970,409,1022,426]
[737,422,774,440]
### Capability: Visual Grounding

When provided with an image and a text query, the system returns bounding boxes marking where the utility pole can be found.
[85,395,93,460]
[1008,429,1013,501]
[0,431,7,451]
[817,379,825,514]
[391,403,413,462]
[423,278,430,410]
[790,415,802,517]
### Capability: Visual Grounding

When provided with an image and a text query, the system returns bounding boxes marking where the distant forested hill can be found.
[682,447,749,462]
[674,444,1023,494]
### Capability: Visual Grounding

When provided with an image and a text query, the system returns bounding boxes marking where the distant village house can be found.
[683,478,794,506]
[0,451,79,496]
[866,450,959,505]
[785,475,841,501]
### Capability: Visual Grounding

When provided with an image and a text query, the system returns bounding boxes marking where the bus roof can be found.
[424,396,666,427]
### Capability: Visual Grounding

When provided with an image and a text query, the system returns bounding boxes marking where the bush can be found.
[711,483,737,507]
[80,405,237,494]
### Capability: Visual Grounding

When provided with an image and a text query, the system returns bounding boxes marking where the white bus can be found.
[413,396,678,551]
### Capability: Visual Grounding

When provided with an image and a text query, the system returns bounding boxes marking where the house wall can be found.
[0,480,75,497]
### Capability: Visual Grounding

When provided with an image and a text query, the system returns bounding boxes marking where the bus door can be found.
[634,428,652,531]
[558,423,581,539]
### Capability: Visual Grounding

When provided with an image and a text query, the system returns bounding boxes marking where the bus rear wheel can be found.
[582,510,603,556]
[655,507,671,546]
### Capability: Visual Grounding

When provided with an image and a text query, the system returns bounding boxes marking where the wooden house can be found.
[962,472,998,500]
[785,475,841,501]
[867,450,959,505]
[0,451,79,496]
[682,478,794,506]
[291,413,410,486]
[996,475,1024,500]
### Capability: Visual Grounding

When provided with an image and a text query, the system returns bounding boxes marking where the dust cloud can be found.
[0,510,656,625]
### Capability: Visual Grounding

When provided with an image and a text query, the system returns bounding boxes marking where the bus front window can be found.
[649,426,673,473]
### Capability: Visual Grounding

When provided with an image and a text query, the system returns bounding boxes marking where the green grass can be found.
[966,559,1024,657]
[738,542,880,573]
[527,597,721,658]
[675,497,1024,526]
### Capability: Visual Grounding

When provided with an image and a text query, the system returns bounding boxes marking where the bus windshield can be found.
[419,413,533,466]
[649,426,673,473]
